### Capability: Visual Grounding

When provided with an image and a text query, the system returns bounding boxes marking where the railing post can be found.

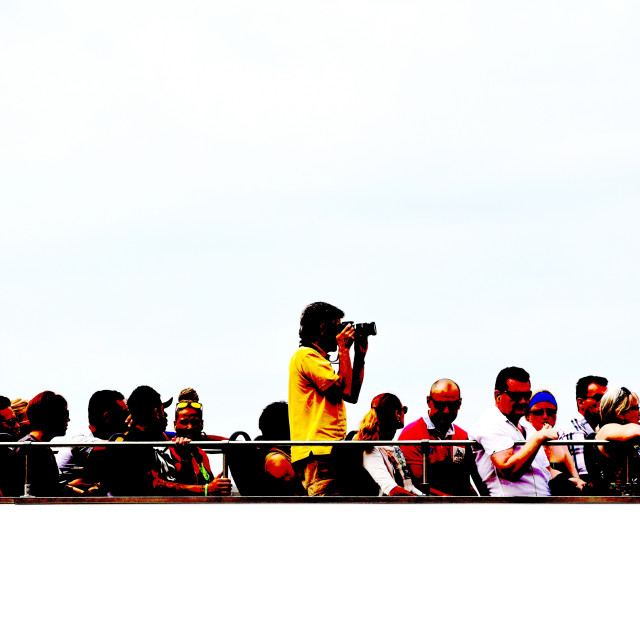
[624,450,631,496]
[421,440,430,495]
[22,442,31,498]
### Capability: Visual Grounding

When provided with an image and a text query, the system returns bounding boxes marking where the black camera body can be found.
[338,321,377,337]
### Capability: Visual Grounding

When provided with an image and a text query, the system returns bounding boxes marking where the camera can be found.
[338,321,377,337]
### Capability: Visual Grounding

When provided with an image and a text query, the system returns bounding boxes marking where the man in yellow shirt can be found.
[288,301,369,496]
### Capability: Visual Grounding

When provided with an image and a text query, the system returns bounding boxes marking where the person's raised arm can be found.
[151,469,232,496]
[595,422,640,457]
[343,333,368,404]
[323,324,355,404]
[491,426,557,481]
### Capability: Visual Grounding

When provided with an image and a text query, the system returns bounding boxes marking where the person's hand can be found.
[537,426,558,442]
[207,472,232,495]
[569,477,587,491]
[336,323,355,351]
[173,436,192,447]
[389,485,417,497]
[66,481,86,495]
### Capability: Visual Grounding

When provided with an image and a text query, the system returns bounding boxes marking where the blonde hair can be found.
[600,387,639,425]
[11,398,28,422]
[354,408,380,453]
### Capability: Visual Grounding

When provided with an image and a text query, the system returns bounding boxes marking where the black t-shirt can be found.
[0,431,18,497]
[101,430,160,497]
[13,434,60,497]
[584,431,640,495]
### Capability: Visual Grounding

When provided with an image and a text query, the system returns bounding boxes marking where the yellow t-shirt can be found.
[288,347,346,463]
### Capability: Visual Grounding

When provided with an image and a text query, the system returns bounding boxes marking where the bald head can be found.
[427,378,461,432]
[430,379,460,397]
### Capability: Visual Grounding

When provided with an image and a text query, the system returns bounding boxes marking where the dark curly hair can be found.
[298,301,344,346]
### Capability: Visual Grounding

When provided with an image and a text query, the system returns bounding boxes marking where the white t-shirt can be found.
[468,406,551,497]
[362,446,424,497]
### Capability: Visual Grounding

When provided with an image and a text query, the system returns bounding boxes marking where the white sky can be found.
[3,1,639,439]
[2,1,638,635]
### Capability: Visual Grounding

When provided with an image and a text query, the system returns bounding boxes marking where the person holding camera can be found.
[288,301,370,496]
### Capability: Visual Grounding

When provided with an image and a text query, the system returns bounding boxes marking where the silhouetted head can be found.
[88,390,128,439]
[0,396,20,439]
[26,391,69,441]
[127,385,170,436]
[258,401,290,441]
[299,301,344,352]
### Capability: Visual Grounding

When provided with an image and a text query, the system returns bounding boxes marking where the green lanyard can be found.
[199,462,211,483]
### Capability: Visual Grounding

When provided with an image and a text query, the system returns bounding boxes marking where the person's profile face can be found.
[115,399,129,430]
[579,383,607,421]
[377,400,405,439]
[319,317,341,352]
[158,403,169,429]
[51,401,69,437]
[0,407,20,437]
[174,407,203,438]
[619,396,639,425]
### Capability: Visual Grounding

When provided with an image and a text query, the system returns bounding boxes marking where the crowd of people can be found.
[1,300,639,499]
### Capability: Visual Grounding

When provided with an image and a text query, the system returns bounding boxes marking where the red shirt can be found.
[398,417,476,496]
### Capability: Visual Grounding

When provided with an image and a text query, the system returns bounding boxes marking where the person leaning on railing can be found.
[102,385,231,498]
[12,391,70,497]
[0,396,21,497]
[522,390,585,495]
[164,389,231,496]
[398,378,483,496]
[468,367,557,497]
[354,393,423,497]
[55,389,129,495]
[557,375,608,485]
[254,401,304,496]
[584,387,640,495]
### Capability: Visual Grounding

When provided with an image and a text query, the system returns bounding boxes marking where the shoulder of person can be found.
[452,423,469,439]
[398,417,426,440]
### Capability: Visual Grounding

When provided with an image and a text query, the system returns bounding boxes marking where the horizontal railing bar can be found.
[2,438,610,447]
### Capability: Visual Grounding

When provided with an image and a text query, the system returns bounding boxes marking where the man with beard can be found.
[398,379,481,496]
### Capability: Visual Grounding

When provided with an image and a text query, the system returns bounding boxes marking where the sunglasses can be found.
[429,399,461,411]
[500,390,532,403]
[176,401,202,410]
[586,394,604,403]
[530,408,557,417]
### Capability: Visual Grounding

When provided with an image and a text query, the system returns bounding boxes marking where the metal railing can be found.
[0,436,630,499]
